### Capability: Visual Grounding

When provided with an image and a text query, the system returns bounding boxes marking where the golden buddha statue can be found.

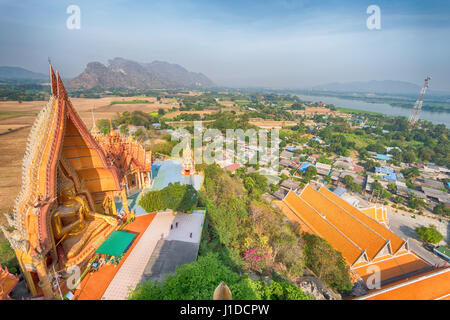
[52,175,118,260]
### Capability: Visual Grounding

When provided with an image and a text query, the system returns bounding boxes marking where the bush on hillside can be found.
[303,234,352,294]
[139,182,198,213]
[129,253,311,300]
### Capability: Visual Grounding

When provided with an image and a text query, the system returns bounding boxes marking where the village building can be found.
[280,150,294,160]
[280,179,301,191]
[279,159,292,168]
[315,162,331,176]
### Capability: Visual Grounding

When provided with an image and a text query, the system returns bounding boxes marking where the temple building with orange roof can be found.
[355,267,450,300]
[360,206,388,226]
[1,66,153,299]
[274,184,448,299]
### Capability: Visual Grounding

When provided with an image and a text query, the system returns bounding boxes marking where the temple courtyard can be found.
[73,157,206,300]
[73,209,205,300]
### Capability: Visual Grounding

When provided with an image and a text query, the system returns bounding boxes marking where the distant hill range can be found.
[0,66,47,80]
[68,57,215,90]
[310,80,424,95]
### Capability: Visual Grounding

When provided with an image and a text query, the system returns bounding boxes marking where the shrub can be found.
[129,253,311,300]
[303,234,352,294]
[416,225,444,244]
[0,240,19,274]
[139,183,198,213]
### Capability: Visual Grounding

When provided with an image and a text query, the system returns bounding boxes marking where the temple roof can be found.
[1,65,121,255]
[356,267,450,300]
[277,185,407,266]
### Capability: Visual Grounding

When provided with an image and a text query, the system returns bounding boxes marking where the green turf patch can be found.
[96,230,136,257]
[110,99,150,105]
[0,110,35,120]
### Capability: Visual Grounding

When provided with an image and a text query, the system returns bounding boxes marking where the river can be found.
[295,94,450,127]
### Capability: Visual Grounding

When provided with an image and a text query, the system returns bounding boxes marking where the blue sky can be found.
[0,0,449,90]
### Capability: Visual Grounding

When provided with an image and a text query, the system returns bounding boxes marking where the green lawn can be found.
[340,133,377,148]
[336,107,383,116]
[234,100,251,106]
[0,110,35,120]
[110,99,150,105]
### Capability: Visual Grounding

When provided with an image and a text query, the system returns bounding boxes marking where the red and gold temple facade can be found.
[1,66,152,299]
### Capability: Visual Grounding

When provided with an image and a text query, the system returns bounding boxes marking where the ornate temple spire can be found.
[90,107,100,137]
[56,72,68,102]
[181,141,195,176]
[109,118,115,135]
[49,63,57,97]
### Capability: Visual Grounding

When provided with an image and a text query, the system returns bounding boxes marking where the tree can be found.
[303,234,352,294]
[433,203,450,216]
[402,151,416,163]
[244,177,256,192]
[363,159,378,172]
[401,167,420,180]
[415,225,444,244]
[343,175,354,186]
[303,166,317,182]
[0,240,19,274]
[367,143,387,154]
[371,181,383,193]
[317,156,332,165]
[129,253,310,300]
[387,182,397,194]
[408,194,425,209]
[133,128,146,141]
[139,183,198,213]
[119,124,129,135]
[419,147,435,161]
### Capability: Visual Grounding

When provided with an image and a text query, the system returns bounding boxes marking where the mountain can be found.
[68,57,215,89]
[0,66,47,80]
[310,80,423,95]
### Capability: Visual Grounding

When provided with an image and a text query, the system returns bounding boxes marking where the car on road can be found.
[423,243,435,252]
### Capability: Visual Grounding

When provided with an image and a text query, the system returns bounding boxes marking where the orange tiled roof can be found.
[299,186,387,260]
[274,200,314,234]
[319,187,405,254]
[360,207,387,223]
[283,191,365,265]
[352,252,431,284]
[357,267,450,300]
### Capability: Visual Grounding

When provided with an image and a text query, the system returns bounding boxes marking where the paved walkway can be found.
[101,210,205,300]
[74,213,156,300]
[101,213,176,300]
[165,213,204,243]
[141,239,199,283]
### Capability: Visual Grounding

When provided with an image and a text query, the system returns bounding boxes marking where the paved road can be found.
[352,193,449,267]
[388,213,449,267]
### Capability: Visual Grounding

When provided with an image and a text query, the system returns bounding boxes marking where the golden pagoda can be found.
[181,141,196,176]
[1,65,152,299]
